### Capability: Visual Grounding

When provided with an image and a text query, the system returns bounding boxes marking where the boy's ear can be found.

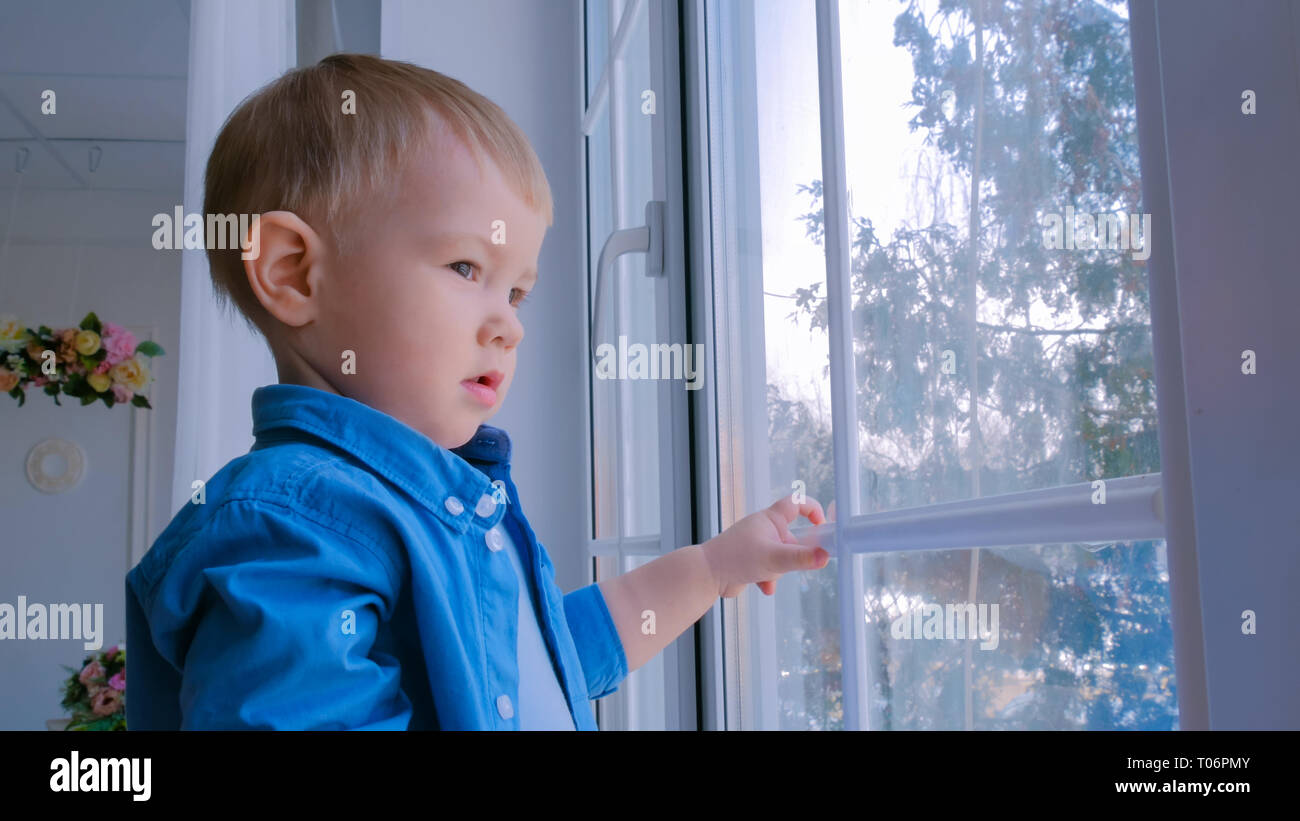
[242,211,329,328]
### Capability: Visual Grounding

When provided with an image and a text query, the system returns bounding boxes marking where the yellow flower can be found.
[110,358,150,391]
[0,315,24,342]
[75,330,102,356]
[87,371,112,393]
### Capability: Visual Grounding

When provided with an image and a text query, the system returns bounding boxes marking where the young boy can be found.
[125,53,829,730]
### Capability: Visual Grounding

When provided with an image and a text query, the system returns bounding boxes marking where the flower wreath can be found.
[0,312,164,408]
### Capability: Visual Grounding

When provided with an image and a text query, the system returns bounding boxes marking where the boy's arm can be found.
[596,545,717,673]
[597,497,828,673]
[176,501,410,729]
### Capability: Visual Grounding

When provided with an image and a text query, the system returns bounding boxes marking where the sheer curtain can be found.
[169,0,293,514]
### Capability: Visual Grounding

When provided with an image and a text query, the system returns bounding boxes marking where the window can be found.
[582,0,696,730]
[700,0,1175,729]
[584,0,1177,731]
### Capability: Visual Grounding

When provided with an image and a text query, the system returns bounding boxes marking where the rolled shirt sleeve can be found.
[175,501,411,730]
[562,582,629,701]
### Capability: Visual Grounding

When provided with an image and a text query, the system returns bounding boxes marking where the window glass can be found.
[707,0,1174,729]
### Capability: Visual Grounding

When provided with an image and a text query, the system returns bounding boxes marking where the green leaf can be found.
[79,312,102,334]
[131,395,151,408]
[79,393,95,406]
[37,325,52,337]
[88,716,117,731]
[134,340,165,357]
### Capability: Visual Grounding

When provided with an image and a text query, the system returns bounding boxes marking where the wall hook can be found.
[88,145,102,173]
[15,146,29,174]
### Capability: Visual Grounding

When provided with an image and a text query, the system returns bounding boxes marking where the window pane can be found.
[706,0,838,730]
[587,106,619,541]
[829,0,1157,515]
[613,0,661,540]
[585,0,608,107]
[859,539,1177,729]
[586,0,661,542]
[705,0,1174,730]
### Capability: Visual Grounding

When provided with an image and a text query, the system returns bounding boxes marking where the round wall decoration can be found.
[25,438,86,494]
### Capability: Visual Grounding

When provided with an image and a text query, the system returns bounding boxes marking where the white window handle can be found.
[589,200,665,355]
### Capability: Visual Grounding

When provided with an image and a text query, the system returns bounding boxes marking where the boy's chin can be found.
[436,420,481,451]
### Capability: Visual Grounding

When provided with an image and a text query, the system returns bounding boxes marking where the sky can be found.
[754,0,942,416]
[751,0,1129,424]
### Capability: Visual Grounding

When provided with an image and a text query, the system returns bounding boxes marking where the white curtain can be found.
[170,0,295,514]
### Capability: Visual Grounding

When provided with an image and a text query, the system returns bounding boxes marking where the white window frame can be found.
[585,0,1206,731]
[680,0,1205,730]
[580,0,698,731]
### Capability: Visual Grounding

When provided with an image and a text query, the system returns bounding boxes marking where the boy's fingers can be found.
[770,495,827,527]
[815,502,827,525]
[769,542,829,574]
[799,498,827,526]
[768,511,795,544]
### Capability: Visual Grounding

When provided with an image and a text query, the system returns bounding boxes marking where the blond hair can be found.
[203,53,554,336]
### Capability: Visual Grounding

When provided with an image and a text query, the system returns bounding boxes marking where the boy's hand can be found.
[699,496,830,598]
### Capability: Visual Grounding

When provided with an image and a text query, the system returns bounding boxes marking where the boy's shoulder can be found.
[130,438,408,605]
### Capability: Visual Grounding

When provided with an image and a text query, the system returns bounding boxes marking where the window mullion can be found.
[814,0,869,733]
[794,472,1166,555]
[583,0,647,136]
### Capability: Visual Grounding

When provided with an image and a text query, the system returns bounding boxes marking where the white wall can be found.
[380,0,590,594]
[0,195,183,730]
[1133,0,1300,729]
[0,0,188,729]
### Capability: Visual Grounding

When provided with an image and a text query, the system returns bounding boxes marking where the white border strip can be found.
[795,472,1166,554]
[814,0,867,732]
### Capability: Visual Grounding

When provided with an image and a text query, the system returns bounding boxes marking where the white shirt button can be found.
[485,527,504,552]
[497,694,514,719]
[444,496,464,516]
[475,493,498,518]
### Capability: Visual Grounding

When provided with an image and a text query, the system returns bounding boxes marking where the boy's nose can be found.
[481,303,524,349]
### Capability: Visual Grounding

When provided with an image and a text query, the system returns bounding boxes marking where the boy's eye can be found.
[453,260,529,308]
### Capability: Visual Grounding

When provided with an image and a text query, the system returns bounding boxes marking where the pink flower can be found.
[111,384,133,403]
[94,360,111,374]
[108,671,126,691]
[91,687,123,716]
[78,660,104,687]
[101,323,137,366]
[104,645,118,657]
[32,376,47,387]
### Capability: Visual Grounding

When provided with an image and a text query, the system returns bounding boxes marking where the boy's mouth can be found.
[461,370,503,407]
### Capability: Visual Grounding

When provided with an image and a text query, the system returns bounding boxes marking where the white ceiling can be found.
[0,0,189,192]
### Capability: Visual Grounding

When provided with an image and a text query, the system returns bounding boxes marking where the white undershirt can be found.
[497,524,576,731]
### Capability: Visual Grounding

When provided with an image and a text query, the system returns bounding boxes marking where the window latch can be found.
[589,200,665,355]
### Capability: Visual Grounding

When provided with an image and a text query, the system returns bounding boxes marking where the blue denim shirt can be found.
[125,383,628,730]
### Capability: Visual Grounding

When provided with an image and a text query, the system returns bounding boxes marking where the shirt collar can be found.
[250,383,512,531]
